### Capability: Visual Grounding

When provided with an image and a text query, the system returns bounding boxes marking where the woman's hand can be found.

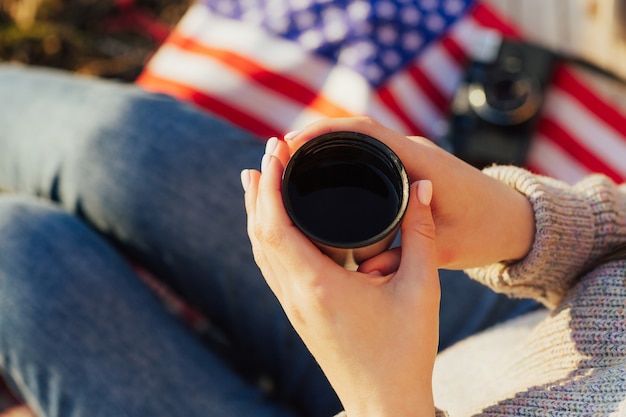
[242,137,440,417]
[283,117,536,270]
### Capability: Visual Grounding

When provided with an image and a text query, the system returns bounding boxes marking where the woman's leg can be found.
[0,194,300,417]
[0,65,342,417]
[0,65,539,410]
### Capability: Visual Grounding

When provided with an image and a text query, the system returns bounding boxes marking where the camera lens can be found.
[468,67,541,126]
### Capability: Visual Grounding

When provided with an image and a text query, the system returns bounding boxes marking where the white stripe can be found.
[173,3,419,134]
[176,4,381,115]
[448,12,495,58]
[310,65,375,114]
[365,96,418,136]
[147,45,326,132]
[543,88,626,177]
[527,135,590,184]
[177,5,331,83]
[385,71,446,137]
[416,44,464,98]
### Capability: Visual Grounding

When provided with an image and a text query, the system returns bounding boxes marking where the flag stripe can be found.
[552,66,626,138]
[543,88,626,178]
[526,135,591,184]
[471,2,520,39]
[441,37,468,67]
[166,31,355,119]
[537,118,624,183]
[376,85,425,137]
[142,44,330,135]
[138,72,279,136]
[136,0,626,186]
[407,65,450,113]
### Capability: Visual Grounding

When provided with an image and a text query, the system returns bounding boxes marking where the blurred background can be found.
[0,0,191,82]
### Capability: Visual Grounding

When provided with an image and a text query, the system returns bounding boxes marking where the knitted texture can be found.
[337,167,626,417]
[434,167,626,416]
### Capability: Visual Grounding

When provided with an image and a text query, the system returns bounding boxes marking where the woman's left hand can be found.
[242,138,440,417]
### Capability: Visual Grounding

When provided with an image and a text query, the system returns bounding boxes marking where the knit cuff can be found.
[465,166,595,308]
[333,408,448,416]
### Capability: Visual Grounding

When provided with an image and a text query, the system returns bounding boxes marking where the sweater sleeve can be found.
[333,408,449,416]
[465,166,626,309]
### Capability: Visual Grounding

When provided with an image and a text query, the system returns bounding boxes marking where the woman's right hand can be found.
[284,117,535,270]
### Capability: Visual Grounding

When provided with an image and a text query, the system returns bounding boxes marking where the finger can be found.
[265,137,291,168]
[242,168,283,293]
[255,151,328,276]
[397,180,438,278]
[357,247,401,276]
[284,117,425,162]
[242,168,261,244]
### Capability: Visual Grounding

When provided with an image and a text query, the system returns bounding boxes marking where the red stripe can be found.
[406,64,449,114]
[537,117,624,183]
[166,31,354,119]
[523,160,546,176]
[551,66,626,138]
[440,36,468,67]
[137,72,278,138]
[470,2,521,39]
[375,86,425,137]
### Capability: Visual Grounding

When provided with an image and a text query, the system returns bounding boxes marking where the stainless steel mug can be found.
[282,131,410,270]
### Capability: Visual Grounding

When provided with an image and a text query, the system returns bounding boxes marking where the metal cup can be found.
[282,131,409,270]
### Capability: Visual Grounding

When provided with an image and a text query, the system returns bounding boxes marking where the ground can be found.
[0,0,192,82]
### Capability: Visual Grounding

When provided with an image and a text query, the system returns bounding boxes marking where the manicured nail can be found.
[261,153,271,172]
[284,129,302,140]
[240,169,251,192]
[417,180,433,206]
[265,137,278,155]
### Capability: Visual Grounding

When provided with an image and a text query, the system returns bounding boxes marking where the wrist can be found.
[341,385,436,417]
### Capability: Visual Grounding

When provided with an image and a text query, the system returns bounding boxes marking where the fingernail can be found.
[265,137,278,155]
[261,153,271,172]
[240,169,251,192]
[417,180,433,206]
[284,129,302,140]
[369,270,384,276]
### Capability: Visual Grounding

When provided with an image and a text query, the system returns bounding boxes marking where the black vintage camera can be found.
[446,35,557,168]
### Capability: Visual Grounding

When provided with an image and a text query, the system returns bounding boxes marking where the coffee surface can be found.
[287,161,400,245]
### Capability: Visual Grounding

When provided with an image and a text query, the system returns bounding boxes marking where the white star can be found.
[347,1,372,22]
[425,13,446,32]
[375,1,397,19]
[299,29,324,50]
[377,24,398,45]
[294,10,317,30]
[325,19,349,43]
[216,0,236,14]
[403,31,424,50]
[444,0,466,16]
[400,5,421,25]
[382,49,402,68]
[365,63,384,83]
[292,0,314,11]
[419,0,438,11]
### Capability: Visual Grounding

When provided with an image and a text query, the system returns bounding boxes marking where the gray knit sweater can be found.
[338,166,626,417]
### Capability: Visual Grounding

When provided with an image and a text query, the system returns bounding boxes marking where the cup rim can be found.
[282,131,410,249]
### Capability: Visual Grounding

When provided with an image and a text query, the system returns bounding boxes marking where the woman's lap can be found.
[0,65,540,415]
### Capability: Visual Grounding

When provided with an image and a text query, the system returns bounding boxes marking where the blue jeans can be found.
[0,66,539,417]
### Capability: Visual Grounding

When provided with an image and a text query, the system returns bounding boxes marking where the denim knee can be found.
[0,194,131,349]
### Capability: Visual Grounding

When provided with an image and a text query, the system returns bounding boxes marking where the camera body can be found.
[446,36,557,168]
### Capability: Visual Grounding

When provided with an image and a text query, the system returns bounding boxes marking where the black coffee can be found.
[283,133,406,247]
[286,161,399,244]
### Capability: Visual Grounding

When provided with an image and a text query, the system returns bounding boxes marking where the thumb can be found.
[397,180,437,276]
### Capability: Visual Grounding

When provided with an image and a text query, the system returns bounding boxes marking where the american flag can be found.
[137,0,626,185]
